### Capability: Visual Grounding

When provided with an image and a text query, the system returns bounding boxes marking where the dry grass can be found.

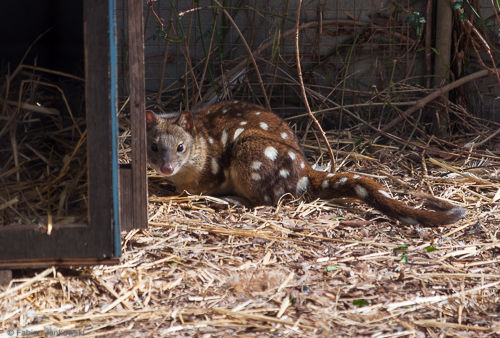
[0,64,87,226]
[1,146,499,336]
[2,2,499,336]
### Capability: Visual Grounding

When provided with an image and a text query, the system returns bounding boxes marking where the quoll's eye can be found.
[177,143,185,152]
[151,143,158,152]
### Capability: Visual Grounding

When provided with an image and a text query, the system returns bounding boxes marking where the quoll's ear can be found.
[175,111,194,133]
[145,110,158,128]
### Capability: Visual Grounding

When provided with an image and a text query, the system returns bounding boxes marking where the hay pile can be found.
[1,149,498,336]
[1,2,499,335]
[0,64,86,226]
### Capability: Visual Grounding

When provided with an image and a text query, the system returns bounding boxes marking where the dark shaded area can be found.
[0,0,84,76]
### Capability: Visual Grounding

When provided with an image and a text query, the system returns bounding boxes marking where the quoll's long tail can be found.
[306,169,466,226]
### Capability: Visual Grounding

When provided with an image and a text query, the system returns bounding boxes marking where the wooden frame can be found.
[119,0,148,231]
[0,0,121,268]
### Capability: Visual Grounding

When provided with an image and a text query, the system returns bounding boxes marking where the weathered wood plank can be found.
[84,0,115,254]
[0,224,99,259]
[119,164,134,230]
[0,258,119,270]
[127,0,148,229]
[0,270,12,285]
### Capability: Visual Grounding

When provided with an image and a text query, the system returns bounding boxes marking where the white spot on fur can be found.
[446,207,466,223]
[274,187,285,198]
[447,207,465,218]
[288,151,296,160]
[300,162,305,169]
[221,130,228,146]
[264,146,278,161]
[280,169,290,178]
[327,173,334,177]
[251,161,262,170]
[334,177,348,188]
[236,113,242,117]
[255,111,261,115]
[399,216,418,225]
[264,195,270,202]
[352,174,360,179]
[378,190,392,199]
[233,128,245,141]
[297,177,309,193]
[233,100,239,103]
[297,176,309,193]
[208,137,214,145]
[211,158,219,175]
[222,108,228,114]
[251,172,261,181]
[240,121,247,125]
[354,185,368,199]
[322,180,329,189]
[206,109,211,114]
[199,138,206,148]
[260,122,269,130]
[280,132,288,139]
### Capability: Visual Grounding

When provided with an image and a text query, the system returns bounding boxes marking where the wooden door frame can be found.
[0,0,121,268]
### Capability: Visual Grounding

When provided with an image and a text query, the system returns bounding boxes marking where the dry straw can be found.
[2,2,500,336]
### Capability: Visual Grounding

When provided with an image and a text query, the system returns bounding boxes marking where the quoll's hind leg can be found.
[228,138,301,206]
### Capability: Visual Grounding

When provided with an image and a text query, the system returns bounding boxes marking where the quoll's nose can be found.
[160,163,174,175]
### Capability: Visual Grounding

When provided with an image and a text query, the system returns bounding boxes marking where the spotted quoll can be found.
[146,101,466,225]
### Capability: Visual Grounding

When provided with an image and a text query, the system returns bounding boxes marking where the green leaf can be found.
[400,253,408,263]
[452,1,463,10]
[425,246,438,252]
[326,266,342,272]
[352,299,369,307]
[459,12,468,20]
[393,245,408,252]
[331,216,345,221]
[431,47,440,55]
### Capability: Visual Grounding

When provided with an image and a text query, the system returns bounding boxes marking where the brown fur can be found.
[146,101,466,226]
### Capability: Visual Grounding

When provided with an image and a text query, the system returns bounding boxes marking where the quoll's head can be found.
[145,110,195,176]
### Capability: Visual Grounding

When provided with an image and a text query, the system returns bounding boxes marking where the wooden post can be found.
[433,0,453,135]
[122,0,148,230]
[0,270,12,285]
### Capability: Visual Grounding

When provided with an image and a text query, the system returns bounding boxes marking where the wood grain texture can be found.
[84,0,115,255]
[0,257,119,269]
[127,0,148,229]
[119,164,134,230]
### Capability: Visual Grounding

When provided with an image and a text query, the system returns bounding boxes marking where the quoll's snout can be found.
[160,163,174,175]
